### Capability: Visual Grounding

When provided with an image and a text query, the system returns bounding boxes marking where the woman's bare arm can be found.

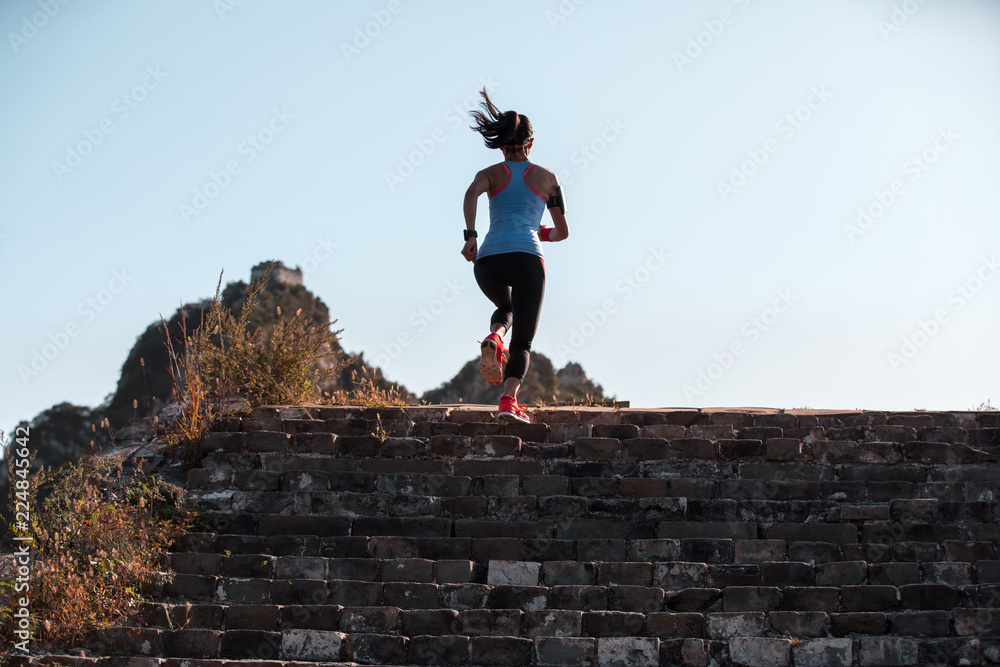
[545,202,569,242]
[535,167,569,242]
[462,170,491,261]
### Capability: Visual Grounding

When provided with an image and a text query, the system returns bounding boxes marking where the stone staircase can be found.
[18,405,1000,666]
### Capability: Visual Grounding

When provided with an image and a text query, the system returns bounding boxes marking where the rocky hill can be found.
[103,262,399,427]
[422,356,606,406]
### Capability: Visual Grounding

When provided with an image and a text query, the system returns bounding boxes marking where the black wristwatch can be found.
[464,229,478,240]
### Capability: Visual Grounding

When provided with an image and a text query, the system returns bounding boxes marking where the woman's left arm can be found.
[462,170,490,262]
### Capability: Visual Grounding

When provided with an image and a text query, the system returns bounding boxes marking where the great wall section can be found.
[10,404,1000,667]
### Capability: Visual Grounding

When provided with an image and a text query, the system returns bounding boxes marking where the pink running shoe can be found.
[497,394,531,424]
[480,332,507,386]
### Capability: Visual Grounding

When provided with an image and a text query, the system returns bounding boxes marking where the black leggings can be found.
[473,252,545,382]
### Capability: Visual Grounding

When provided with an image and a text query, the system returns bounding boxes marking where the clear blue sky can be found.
[3,0,999,434]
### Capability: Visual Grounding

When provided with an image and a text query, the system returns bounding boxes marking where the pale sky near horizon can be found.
[3,0,999,435]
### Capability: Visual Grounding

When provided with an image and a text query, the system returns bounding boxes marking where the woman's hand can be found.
[461,237,478,262]
[540,219,568,242]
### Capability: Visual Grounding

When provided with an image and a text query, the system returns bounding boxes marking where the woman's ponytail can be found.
[470,89,533,150]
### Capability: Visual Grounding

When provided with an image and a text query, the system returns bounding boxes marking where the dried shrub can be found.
[164,263,344,462]
[0,446,197,652]
[326,367,409,409]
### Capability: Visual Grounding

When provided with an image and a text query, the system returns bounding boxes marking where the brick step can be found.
[194,470,1000,513]
[12,632,1000,667]
[241,403,1000,429]
[82,611,1000,662]
[189,462,1000,503]
[167,553,1000,587]
[176,531,1000,566]
[189,488,1000,527]
[126,600,1000,639]
[161,564,1000,611]
[224,416,1000,449]
[185,508,1000,549]
[200,429,1000,466]
[196,466,1000,502]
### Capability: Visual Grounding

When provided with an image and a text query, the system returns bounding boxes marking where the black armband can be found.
[546,186,566,215]
[463,229,478,240]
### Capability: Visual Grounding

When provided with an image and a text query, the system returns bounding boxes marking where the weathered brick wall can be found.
[14,406,1000,667]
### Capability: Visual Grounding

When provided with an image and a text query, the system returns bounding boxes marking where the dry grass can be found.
[530,393,617,408]
[326,367,410,409]
[164,263,344,463]
[0,448,197,652]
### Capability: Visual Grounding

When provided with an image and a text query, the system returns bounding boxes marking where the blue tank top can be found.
[477,160,547,260]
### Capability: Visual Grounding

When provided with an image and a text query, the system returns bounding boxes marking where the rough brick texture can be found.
[25,405,1000,667]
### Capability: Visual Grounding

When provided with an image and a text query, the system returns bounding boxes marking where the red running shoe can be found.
[497,394,531,424]
[480,332,507,386]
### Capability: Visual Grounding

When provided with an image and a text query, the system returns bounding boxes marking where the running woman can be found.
[461,89,569,424]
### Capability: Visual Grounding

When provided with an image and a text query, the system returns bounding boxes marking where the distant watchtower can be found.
[557,362,587,386]
[251,261,303,287]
